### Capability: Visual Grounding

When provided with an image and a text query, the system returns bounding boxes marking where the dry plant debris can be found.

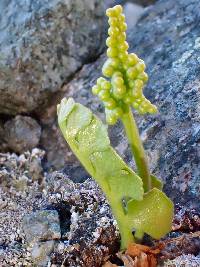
[103,230,200,267]
[103,243,162,267]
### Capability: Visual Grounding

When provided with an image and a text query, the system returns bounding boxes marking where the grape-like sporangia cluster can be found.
[92,5,157,125]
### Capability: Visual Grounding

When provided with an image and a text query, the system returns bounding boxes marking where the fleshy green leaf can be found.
[57,97,75,125]
[90,149,143,201]
[57,97,143,201]
[127,188,174,239]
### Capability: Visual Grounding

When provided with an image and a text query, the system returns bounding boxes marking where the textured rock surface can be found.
[0,151,199,266]
[4,115,41,153]
[0,149,46,266]
[0,154,119,266]
[43,0,200,209]
[31,240,55,267]
[130,0,156,6]
[0,0,106,115]
[0,148,44,188]
[163,254,200,267]
[23,210,61,244]
[123,2,144,29]
[106,0,156,7]
[46,172,119,267]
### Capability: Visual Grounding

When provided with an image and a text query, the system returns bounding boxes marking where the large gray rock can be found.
[129,0,156,6]
[106,0,156,7]
[4,115,41,153]
[0,0,106,115]
[124,2,145,29]
[42,0,200,210]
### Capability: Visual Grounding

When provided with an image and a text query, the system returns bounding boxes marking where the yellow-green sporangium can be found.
[92,5,157,125]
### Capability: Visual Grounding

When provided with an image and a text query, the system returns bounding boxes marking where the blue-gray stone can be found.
[0,0,106,115]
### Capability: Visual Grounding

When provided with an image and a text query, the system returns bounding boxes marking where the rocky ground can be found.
[0,150,199,266]
[0,0,200,266]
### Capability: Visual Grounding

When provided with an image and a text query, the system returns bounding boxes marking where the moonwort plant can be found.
[57,5,173,250]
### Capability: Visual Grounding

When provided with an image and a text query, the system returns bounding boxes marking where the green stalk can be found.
[121,107,151,192]
[96,178,135,249]
[105,192,135,249]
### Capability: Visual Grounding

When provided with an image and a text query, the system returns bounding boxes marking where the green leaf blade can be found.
[90,148,143,201]
[57,97,143,202]
[127,188,174,239]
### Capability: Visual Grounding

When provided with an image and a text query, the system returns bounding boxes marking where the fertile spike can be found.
[92,4,157,125]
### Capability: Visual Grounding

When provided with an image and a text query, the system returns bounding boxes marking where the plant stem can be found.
[100,181,134,249]
[121,107,151,192]
[107,194,135,249]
